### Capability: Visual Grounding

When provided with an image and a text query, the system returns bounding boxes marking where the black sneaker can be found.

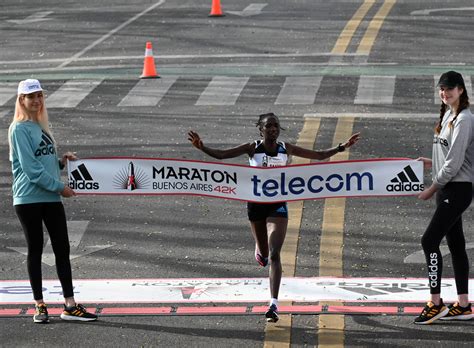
[33,303,49,324]
[265,304,279,323]
[413,300,449,325]
[60,304,98,322]
[439,302,474,321]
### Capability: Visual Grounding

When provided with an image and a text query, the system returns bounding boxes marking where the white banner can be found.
[67,158,424,202]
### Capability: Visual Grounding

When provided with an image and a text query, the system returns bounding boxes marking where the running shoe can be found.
[33,303,49,324]
[265,304,279,323]
[60,304,98,322]
[255,245,268,267]
[439,302,474,321]
[413,300,449,325]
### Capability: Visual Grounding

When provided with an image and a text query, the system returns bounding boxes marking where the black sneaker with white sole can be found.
[439,302,474,321]
[60,304,98,322]
[265,304,279,323]
[413,299,449,325]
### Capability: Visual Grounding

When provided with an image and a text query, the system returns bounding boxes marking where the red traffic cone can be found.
[140,42,159,79]
[209,0,224,17]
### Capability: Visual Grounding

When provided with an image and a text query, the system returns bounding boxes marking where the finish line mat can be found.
[1,277,472,305]
[0,304,429,318]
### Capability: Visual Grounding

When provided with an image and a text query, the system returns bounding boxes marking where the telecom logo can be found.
[35,131,56,157]
[251,171,374,197]
[113,162,151,190]
[386,165,424,192]
[69,164,100,190]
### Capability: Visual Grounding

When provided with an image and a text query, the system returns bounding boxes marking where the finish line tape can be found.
[68,157,423,202]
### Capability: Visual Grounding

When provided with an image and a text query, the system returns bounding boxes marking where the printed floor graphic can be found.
[1,277,472,317]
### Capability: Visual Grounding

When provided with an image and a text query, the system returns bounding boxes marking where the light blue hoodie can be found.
[9,120,65,205]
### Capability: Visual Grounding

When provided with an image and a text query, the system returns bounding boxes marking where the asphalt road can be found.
[1,0,474,347]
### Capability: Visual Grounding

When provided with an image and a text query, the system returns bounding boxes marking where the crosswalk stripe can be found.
[46,79,103,108]
[7,75,472,109]
[118,77,178,107]
[0,110,10,145]
[305,113,434,119]
[195,76,249,106]
[462,75,471,97]
[274,76,322,105]
[354,75,395,104]
[433,75,472,105]
[0,82,17,106]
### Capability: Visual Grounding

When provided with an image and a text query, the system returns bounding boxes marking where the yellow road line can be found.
[264,118,321,348]
[283,117,321,276]
[317,117,355,348]
[357,0,396,54]
[331,0,375,54]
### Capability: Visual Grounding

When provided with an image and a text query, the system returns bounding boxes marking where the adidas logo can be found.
[69,164,100,190]
[34,131,56,157]
[386,165,424,192]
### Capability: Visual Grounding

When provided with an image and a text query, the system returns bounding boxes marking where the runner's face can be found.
[21,92,44,113]
[261,117,280,140]
[438,86,463,107]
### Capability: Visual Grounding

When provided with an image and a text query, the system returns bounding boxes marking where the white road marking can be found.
[0,52,372,66]
[354,75,396,104]
[404,242,474,264]
[227,3,268,17]
[305,113,434,119]
[45,79,103,108]
[118,76,178,107]
[0,83,17,106]
[195,76,249,105]
[7,221,114,266]
[7,11,53,25]
[57,0,166,68]
[275,76,322,104]
[411,7,474,16]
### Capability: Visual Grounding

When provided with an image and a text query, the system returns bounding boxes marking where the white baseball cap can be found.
[17,79,43,95]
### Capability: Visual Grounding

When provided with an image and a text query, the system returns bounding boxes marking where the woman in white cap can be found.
[8,79,97,323]
[414,71,474,324]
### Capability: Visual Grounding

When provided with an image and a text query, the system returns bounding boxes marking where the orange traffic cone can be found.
[209,0,224,17]
[140,41,159,79]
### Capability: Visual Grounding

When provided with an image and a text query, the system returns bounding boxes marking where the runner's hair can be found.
[256,112,285,131]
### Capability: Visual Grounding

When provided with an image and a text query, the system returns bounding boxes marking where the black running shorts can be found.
[247,202,288,221]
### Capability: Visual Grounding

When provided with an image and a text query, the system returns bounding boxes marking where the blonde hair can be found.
[8,93,56,160]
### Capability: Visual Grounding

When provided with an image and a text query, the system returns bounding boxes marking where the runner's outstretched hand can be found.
[342,132,361,149]
[188,131,204,150]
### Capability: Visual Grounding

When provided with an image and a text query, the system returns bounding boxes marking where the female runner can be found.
[189,112,360,322]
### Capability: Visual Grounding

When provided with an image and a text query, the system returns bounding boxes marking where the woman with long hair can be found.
[8,79,97,323]
[415,71,474,324]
